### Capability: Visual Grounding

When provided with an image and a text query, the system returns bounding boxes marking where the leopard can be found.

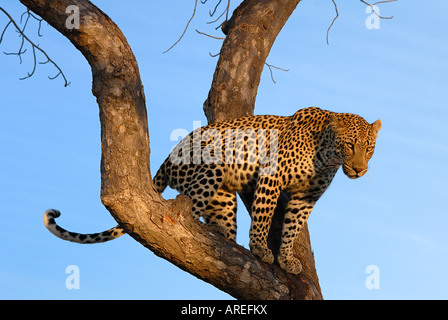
[43,107,381,274]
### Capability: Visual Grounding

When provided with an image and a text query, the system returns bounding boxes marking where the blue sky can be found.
[1,0,447,299]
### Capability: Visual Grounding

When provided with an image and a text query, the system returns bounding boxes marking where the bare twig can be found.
[327,0,397,45]
[372,0,398,5]
[195,29,225,40]
[265,63,289,84]
[208,6,227,25]
[326,0,339,45]
[207,0,230,27]
[209,0,222,17]
[0,7,70,86]
[0,20,12,44]
[360,0,397,19]
[164,0,231,53]
[216,0,231,31]
[163,0,198,54]
[224,0,231,23]
[20,9,44,37]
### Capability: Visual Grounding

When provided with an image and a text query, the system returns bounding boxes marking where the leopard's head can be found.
[330,113,382,179]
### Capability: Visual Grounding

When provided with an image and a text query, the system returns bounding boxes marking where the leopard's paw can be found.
[250,244,274,264]
[278,255,303,274]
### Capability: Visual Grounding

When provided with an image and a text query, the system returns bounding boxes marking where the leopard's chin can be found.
[343,165,365,179]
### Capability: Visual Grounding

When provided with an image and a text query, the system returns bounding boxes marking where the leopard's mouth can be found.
[343,164,367,179]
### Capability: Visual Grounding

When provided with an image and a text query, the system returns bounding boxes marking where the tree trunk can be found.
[20,0,322,299]
[204,0,302,124]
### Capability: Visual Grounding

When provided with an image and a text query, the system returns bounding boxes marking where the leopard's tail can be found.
[43,162,169,244]
[43,209,125,243]
[153,159,169,193]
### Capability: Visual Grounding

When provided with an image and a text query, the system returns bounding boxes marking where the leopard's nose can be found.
[353,167,364,173]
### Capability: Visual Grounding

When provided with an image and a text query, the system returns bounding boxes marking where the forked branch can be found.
[326,0,397,45]
[265,62,289,84]
[163,0,231,53]
[0,7,70,86]
[360,0,397,19]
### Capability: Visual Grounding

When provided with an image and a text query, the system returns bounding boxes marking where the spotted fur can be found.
[43,209,125,243]
[43,107,381,274]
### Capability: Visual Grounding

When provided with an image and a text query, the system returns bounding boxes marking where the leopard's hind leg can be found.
[203,187,237,241]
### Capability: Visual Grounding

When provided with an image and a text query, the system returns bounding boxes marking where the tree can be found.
[3,0,321,300]
[3,0,392,299]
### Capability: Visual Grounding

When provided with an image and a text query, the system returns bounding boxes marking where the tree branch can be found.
[203,0,304,123]
[20,0,321,299]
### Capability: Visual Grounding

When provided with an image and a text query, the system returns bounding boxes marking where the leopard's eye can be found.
[346,142,354,150]
[366,146,374,152]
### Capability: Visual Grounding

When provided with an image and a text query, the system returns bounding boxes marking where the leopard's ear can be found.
[372,119,382,133]
[329,113,346,134]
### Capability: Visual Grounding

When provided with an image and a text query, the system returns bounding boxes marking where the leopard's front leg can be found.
[249,176,280,265]
[277,193,319,274]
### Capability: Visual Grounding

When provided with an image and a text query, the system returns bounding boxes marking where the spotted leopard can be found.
[43,107,381,274]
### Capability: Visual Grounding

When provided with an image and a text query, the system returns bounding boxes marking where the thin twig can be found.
[360,0,397,19]
[327,0,396,45]
[207,0,230,26]
[209,0,222,17]
[265,63,289,84]
[20,43,37,80]
[373,0,398,4]
[0,7,70,86]
[23,10,44,37]
[326,0,339,45]
[219,0,231,30]
[163,0,198,54]
[165,0,231,53]
[207,6,227,24]
[3,33,27,64]
[196,29,225,40]
[225,0,230,22]
[0,20,11,44]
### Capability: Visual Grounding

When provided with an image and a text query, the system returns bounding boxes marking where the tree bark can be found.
[204,0,302,123]
[20,0,322,299]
